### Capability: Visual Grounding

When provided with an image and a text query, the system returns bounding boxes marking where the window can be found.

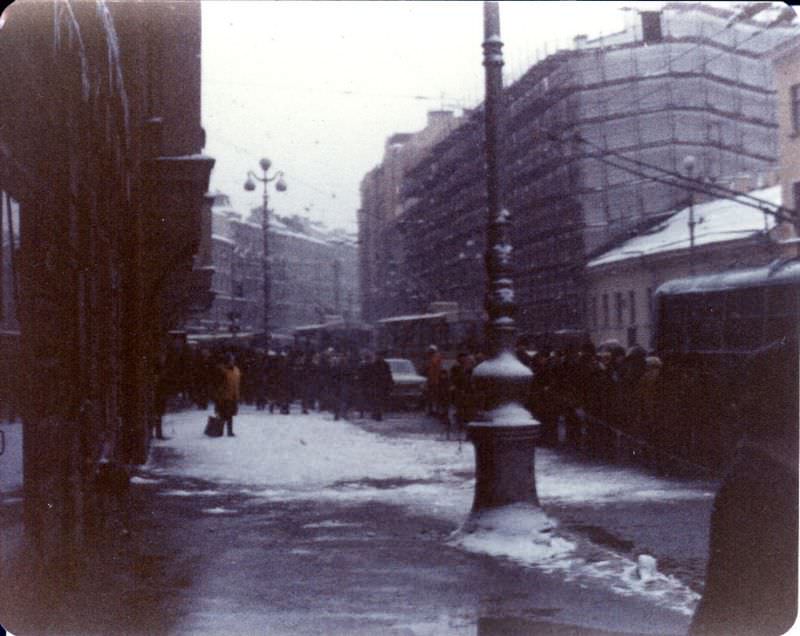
[615,292,624,327]
[629,290,636,326]
[766,285,798,343]
[234,281,244,298]
[792,84,800,134]
[724,288,765,350]
[602,293,609,328]
[688,293,724,351]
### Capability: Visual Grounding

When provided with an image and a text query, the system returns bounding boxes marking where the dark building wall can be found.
[0,0,213,565]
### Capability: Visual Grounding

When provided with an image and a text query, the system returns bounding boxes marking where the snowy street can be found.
[98,406,718,636]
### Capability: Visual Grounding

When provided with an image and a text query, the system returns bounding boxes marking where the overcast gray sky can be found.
[202,1,675,232]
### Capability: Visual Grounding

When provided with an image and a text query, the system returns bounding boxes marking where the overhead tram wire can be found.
[203,77,478,110]
[574,140,793,223]
[556,131,794,221]
[545,131,795,224]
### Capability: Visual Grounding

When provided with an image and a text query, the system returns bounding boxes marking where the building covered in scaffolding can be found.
[393,2,798,337]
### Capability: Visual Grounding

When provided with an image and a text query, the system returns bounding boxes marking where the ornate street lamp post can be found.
[467,2,541,517]
[244,158,286,343]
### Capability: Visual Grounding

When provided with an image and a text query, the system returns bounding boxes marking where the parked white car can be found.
[385,358,426,409]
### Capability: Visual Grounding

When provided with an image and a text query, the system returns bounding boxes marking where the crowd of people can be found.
[154,336,751,473]
[421,338,745,473]
[152,344,395,437]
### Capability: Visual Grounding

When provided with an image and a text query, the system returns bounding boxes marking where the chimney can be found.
[641,11,663,44]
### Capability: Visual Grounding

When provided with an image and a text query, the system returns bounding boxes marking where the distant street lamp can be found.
[683,155,697,275]
[467,2,540,519]
[244,158,287,342]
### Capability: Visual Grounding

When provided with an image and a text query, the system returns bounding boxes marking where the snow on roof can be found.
[588,185,781,268]
[270,225,330,246]
[656,259,800,296]
[231,217,342,247]
[211,233,235,245]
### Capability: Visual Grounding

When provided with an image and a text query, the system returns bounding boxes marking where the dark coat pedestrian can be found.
[333,351,359,421]
[368,352,393,421]
[152,357,169,440]
[273,352,292,414]
[356,352,374,418]
[449,353,475,434]
[300,351,318,414]
[191,348,214,410]
[528,350,556,445]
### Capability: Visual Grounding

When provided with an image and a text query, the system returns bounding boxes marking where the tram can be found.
[374,303,483,370]
[654,258,800,358]
[292,318,374,353]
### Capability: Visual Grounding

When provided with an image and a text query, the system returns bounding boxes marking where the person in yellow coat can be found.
[215,353,241,437]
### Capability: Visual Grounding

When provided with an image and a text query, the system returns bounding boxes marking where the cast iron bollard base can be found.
[469,411,540,511]
[467,350,542,513]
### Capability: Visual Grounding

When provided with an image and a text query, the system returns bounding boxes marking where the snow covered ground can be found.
[146,408,716,617]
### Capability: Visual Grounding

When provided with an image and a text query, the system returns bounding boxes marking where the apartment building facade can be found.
[393,3,797,336]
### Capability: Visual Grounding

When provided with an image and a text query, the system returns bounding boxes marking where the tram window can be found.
[727,287,763,317]
[658,296,687,351]
[766,285,797,317]
[724,288,764,350]
[725,317,762,350]
[688,293,723,350]
[766,316,796,343]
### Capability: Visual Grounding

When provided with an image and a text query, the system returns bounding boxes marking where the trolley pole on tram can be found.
[466,2,541,517]
[683,155,697,275]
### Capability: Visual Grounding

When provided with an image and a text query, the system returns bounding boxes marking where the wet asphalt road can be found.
[1,410,711,636]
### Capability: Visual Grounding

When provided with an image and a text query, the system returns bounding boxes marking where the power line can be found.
[551,132,794,224]
[204,76,475,109]
[556,131,793,221]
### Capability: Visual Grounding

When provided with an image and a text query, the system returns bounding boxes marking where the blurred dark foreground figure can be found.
[689,335,798,636]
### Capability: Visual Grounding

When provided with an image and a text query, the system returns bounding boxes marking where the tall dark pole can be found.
[467,1,541,516]
[244,158,286,345]
[482,0,514,357]
[261,176,271,337]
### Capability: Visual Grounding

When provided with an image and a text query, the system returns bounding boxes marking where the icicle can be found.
[60,0,91,102]
[96,0,130,148]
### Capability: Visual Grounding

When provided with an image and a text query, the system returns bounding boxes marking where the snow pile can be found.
[451,504,575,565]
[581,553,700,616]
[450,505,699,616]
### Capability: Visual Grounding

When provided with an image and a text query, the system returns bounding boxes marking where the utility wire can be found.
[555,131,794,221]
[573,143,793,224]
